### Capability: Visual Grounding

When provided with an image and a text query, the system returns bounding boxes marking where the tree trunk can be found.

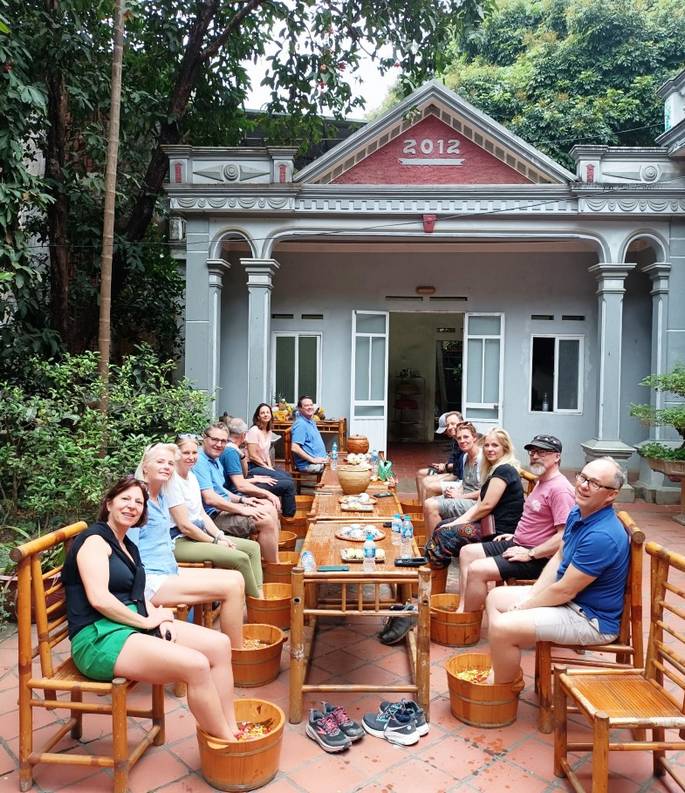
[98,0,125,417]
[44,16,72,348]
[123,2,219,245]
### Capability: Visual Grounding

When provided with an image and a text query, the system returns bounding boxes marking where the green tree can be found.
[1,0,490,373]
[441,0,685,168]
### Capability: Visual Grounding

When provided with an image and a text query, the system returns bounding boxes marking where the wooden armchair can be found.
[283,427,323,493]
[536,510,645,733]
[553,541,685,793]
[13,522,164,793]
[520,469,538,496]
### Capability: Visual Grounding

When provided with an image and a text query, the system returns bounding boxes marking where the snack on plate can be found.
[455,668,491,684]
[341,547,386,562]
[335,524,385,542]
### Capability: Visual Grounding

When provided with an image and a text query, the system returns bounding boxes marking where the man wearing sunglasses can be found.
[484,456,630,684]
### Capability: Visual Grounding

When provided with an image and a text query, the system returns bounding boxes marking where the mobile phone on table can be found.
[375,492,393,498]
[394,557,428,567]
[318,564,350,572]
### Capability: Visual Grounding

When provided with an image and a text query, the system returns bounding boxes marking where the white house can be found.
[164,74,685,502]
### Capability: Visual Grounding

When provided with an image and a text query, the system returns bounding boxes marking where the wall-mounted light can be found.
[416,285,436,296]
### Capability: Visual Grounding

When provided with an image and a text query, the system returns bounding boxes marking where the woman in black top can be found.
[426,428,524,567]
[62,476,239,741]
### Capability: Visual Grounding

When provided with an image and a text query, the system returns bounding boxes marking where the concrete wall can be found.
[216,247,603,470]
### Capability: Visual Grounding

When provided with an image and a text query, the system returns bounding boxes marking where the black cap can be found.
[524,434,562,453]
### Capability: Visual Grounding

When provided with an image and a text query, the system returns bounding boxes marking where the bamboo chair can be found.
[283,427,323,494]
[536,510,645,733]
[13,522,164,793]
[520,469,538,496]
[553,541,685,793]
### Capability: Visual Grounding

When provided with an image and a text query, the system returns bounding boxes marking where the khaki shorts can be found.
[511,587,618,645]
[213,512,256,539]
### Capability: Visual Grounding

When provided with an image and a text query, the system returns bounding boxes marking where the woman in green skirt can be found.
[62,476,240,740]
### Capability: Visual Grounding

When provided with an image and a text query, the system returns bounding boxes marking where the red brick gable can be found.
[332,114,532,185]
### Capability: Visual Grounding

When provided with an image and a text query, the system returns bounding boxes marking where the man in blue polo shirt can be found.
[291,395,328,472]
[485,456,629,683]
[194,422,279,562]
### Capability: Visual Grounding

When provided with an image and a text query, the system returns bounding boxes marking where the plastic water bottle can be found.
[362,530,377,572]
[401,515,414,559]
[370,449,379,480]
[391,513,402,546]
[331,441,338,470]
[300,550,317,573]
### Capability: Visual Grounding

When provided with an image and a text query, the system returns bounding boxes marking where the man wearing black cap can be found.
[456,434,575,613]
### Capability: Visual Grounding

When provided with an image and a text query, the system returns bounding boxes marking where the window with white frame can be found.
[272,333,321,404]
[530,335,583,413]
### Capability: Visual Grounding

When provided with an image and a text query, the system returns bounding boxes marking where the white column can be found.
[241,258,280,413]
[641,262,671,440]
[582,262,636,501]
[206,258,231,401]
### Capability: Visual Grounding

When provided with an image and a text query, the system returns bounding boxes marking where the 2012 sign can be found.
[402,138,461,155]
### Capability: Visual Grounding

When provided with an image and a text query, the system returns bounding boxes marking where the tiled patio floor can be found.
[1,452,684,791]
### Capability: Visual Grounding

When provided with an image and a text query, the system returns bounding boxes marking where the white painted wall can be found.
[219,247,607,470]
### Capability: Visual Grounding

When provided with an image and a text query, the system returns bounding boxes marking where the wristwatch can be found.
[527,547,535,559]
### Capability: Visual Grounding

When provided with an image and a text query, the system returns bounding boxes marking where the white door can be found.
[462,313,504,434]
[349,310,389,453]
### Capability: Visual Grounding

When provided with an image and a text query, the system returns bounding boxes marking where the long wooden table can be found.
[289,520,431,724]
[309,490,403,522]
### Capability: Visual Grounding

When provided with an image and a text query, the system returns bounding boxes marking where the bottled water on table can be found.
[300,550,317,573]
[400,515,414,559]
[391,513,402,546]
[362,530,377,572]
[370,449,379,480]
[331,441,338,470]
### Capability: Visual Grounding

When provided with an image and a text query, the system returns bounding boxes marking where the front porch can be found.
[1,452,682,791]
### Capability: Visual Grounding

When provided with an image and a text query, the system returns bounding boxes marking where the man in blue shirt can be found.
[291,395,328,472]
[485,456,629,683]
[195,422,279,562]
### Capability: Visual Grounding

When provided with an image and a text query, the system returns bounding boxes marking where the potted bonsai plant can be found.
[630,365,685,523]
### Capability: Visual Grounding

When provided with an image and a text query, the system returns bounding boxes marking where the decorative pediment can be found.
[296,80,575,186]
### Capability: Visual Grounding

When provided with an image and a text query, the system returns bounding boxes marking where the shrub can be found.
[630,365,685,458]
[0,345,212,532]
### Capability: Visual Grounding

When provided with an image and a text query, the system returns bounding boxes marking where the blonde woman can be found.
[425,428,524,567]
[132,443,245,647]
[169,435,263,598]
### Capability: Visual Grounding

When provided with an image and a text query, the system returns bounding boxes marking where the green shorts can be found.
[71,604,140,681]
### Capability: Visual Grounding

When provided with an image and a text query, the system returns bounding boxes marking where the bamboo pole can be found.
[97,0,125,416]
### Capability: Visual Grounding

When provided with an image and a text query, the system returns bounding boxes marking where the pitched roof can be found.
[295,80,576,186]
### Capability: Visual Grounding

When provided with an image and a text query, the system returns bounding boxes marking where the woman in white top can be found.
[245,403,297,516]
[169,435,263,597]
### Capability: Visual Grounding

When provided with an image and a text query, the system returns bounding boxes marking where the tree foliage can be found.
[440,0,685,168]
[631,365,685,454]
[0,0,490,376]
[0,345,212,531]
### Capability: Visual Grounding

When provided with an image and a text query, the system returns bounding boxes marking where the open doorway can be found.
[387,312,464,442]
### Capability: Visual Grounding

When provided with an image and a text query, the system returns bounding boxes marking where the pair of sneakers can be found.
[306,702,364,753]
[361,700,429,746]
[377,603,417,645]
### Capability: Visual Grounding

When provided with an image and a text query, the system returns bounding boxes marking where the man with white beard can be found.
[455,435,575,613]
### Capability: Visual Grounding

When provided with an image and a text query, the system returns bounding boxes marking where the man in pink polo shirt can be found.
[456,434,575,613]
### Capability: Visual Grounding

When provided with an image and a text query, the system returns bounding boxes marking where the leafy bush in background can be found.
[0,345,212,532]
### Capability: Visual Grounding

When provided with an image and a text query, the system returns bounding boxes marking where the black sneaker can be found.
[362,702,419,746]
[379,604,417,645]
[376,603,407,639]
[381,699,429,736]
[322,701,365,742]
[305,709,352,752]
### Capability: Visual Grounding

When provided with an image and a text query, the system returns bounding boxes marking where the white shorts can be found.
[512,587,618,645]
[144,573,170,601]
